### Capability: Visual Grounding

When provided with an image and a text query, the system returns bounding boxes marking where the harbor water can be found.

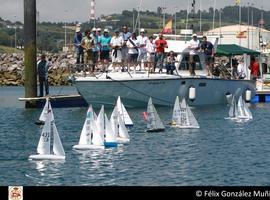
[1,86,270,186]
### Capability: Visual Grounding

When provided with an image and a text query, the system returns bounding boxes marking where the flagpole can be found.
[239,1,241,46]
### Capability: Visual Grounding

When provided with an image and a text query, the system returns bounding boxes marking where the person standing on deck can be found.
[146,36,156,73]
[188,34,200,76]
[137,28,149,71]
[120,25,131,68]
[37,54,50,97]
[81,29,94,74]
[200,36,214,76]
[154,33,168,73]
[110,29,124,72]
[90,28,100,73]
[99,29,111,72]
[73,25,84,71]
[126,32,139,72]
[249,56,260,81]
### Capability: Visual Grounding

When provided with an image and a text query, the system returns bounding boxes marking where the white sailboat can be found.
[110,106,130,144]
[104,113,118,147]
[29,104,65,160]
[227,95,253,121]
[145,97,165,132]
[116,96,133,127]
[171,96,200,129]
[236,96,253,120]
[35,97,54,125]
[73,105,104,150]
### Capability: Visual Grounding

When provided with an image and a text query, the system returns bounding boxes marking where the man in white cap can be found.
[73,25,84,69]
[137,28,149,70]
[188,33,200,75]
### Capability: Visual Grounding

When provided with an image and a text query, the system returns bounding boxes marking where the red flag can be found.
[143,112,148,121]
[161,18,173,34]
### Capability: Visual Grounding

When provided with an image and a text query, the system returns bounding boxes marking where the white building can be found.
[205,25,270,51]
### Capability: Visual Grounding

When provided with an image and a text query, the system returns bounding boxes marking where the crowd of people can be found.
[34,25,261,97]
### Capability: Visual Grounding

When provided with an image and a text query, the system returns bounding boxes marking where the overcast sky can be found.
[1,0,268,23]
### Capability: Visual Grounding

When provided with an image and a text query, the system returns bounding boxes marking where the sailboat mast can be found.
[185,0,190,43]
[212,0,216,30]
[134,0,143,33]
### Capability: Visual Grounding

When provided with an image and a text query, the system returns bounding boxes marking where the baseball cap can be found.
[75,27,81,32]
[140,28,145,33]
[192,33,197,37]
[92,27,97,32]
[104,28,109,33]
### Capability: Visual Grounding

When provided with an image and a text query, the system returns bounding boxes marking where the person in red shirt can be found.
[249,56,260,80]
[154,33,168,73]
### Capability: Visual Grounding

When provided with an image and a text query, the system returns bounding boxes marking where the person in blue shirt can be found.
[73,26,84,70]
[99,29,112,71]
[37,54,49,97]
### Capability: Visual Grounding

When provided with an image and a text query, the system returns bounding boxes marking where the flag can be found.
[161,18,173,34]
[143,112,148,121]
[235,0,240,6]
[236,31,247,38]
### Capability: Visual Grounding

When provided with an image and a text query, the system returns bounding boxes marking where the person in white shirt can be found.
[188,33,200,76]
[110,29,124,71]
[126,32,139,72]
[137,28,149,71]
[146,36,156,73]
[237,57,247,79]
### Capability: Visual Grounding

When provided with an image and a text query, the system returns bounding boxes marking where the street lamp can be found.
[14,15,17,49]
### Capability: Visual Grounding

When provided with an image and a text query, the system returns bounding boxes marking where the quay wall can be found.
[0,53,76,86]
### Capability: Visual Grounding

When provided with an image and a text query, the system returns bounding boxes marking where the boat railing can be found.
[66,60,247,81]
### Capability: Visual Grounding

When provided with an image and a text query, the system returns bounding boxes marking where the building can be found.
[205,25,270,51]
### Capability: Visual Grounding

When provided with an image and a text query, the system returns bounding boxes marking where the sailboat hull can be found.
[116,137,130,144]
[146,128,165,133]
[72,144,105,150]
[28,154,65,160]
[172,125,200,129]
[75,74,256,108]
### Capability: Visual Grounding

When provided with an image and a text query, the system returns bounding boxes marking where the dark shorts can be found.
[100,50,110,60]
[129,53,138,63]
[205,55,213,65]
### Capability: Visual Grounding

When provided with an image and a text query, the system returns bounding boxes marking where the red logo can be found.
[9,186,23,200]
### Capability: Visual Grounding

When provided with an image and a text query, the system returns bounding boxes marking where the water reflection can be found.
[26,160,65,185]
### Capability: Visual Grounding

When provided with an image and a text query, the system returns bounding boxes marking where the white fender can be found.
[245,89,252,102]
[225,92,232,104]
[189,87,196,101]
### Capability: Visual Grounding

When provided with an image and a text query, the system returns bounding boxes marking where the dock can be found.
[252,90,270,103]
[19,94,88,108]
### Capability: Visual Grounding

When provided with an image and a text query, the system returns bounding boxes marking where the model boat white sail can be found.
[227,95,252,121]
[145,97,165,132]
[236,96,253,120]
[29,104,65,160]
[110,105,130,144]
[171,96,200,129]
[116,96,133,127]
[104,113,118,147]
[73,105,104,150]
[35,97,54,125]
